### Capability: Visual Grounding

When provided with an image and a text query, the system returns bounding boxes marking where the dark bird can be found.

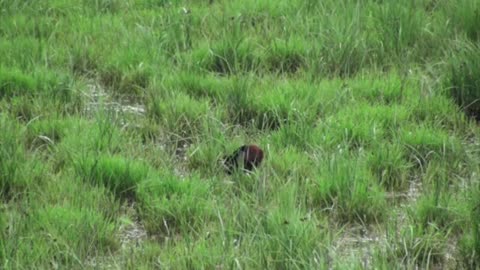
[223,144,264,174]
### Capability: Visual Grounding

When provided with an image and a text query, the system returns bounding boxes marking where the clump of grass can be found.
[99,65,151,99]
[311,154,386,224]
[30,205,117,266]
[0,208,5,263]
[349,73,408,105]
[2,200,117,268]
[444,0,480,42]
[459,228,480,269]
[250,101,290,130]
[226,0,303,19]
[0,67,73,102]
[269,146,315,181]
[129,237,225,269]
[25,117,70,151]
[33,68,73,102]
[445,42,480,121]
[70,47,99,76]
[136,173,214,235]
[422,158,469,188]
[0,115,26,200]
[173,72,227,103]
[270,121,316,149]
[58,112,122,156]
[373,1,429,58]
[195,38,260,75]
[41,173,121,223]
[411,189,462,233]
[147,91,210,143]
[224,76,259,127]
[224,77,316,130]
[410,94,466,130]
[400,125,464,167]
[265,37,306,74]
[384,222,448,267]
[129,118,165,146]
[259,184,326,269]
[339,103,409,142]
[8,95,40,122]
[5,91,82,123]
[83,0,126,14]
[140,235,228,269]
[187,135,228,176]
[75,155,150,200]
[1,209,40,268]
[0,67,36,99]
[322,103,408,149]
[251,83,314,130]
[458,183,480,268]
[367,143,411,191]
[311,5,369,78]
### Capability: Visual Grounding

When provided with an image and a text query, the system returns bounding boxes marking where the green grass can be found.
[1,0,480,268]
[311,154,387,224]
[446,42,480,121]
[75,154,151,200]
[136,172,214,235]
[459,182,480,269]
[367,142,411,191]
[0,115,26,200]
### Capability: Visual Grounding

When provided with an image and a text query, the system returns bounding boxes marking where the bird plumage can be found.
[223,144,264,174]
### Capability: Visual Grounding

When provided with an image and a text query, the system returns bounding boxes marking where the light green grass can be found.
[1,0,480,269]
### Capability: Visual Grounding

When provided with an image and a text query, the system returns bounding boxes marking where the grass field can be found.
[1,0,480,269]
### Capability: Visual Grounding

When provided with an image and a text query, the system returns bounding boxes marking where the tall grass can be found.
[136,173,215,235]
[311,154,386,224]
[445,41,480,121]
[0,115,26,200]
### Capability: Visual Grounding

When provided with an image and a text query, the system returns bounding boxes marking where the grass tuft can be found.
[196,38,260,75]
[0,67,36,99]
[260,184,325,268]
[136,173,214,235]
[0,115,25,200]
[147,91,210,145]
[400,125,464,168]
[367,143,411,191]
[265,37,306,74]
[390,224,448,266]
[31,205,117,265]
[75,155,150,200]
[311,154,386,224]
[99,65,151,99]
[411,191,460,232]
[445,42,480,121]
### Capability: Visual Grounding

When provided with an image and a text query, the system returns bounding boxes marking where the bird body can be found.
[224,144,264,174]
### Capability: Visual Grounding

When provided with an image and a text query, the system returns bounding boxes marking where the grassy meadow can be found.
[1,0,480,269]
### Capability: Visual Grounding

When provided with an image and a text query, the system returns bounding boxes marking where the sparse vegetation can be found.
[1,0,480,268]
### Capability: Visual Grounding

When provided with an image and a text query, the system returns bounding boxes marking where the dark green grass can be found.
[459,182,480,269]
[446,42,480,121]
[0,115,24,199]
